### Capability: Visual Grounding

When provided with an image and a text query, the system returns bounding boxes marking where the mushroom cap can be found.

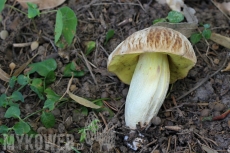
[107,26,197,84]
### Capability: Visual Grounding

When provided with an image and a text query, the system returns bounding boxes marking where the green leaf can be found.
[0,138,3,144]
[4,105,20,118]
[71,147,82,153]
[88,119,99,133]
[85,41,96,55]
[28,59,57,77]
[44,71,56,86]
[63,62,85,77]
[27,128,38,136]
[202,29,211,39]
[0,94,8,107]
[17,75,30,86]
[153,18,167,24]
[41,112,55,128]
[45,88,61,101]
[55,6,78,47]
[190,33,202,44]
[0,0,6,13]
[104,29,114,45]
[167,11,184,23]
[78,129,86,142]
[80,107,88,116]
[9,76,17,88]
[11,91,24,102]
[55,37,65,48]
[203,24,210,29]
[30,78,44,100]
[43,99,55,111]
[0,125,8,134]
[13,121,30,134]
[27,2,40,18]
[54,10,63,44]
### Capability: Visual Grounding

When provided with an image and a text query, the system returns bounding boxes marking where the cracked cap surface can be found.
[107,26,197,84]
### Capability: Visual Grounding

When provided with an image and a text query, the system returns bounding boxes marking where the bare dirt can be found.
[0,0,230,153]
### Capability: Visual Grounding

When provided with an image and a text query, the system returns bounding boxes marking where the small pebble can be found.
[70,84,77,92]
[164,111,171,117]
[211,43,219,50]
[0,30,9,40]
[37,127,47,134]
[213,111,221,117]
[151,116,161,126]
[213,103,225,111]
[31,41,39,51]
[213,58,219,64]
[52,108,61,117]
[47,128,55,134]
[122,88,128,96]
[152,150,160,153]
[208,103,215,109]
[200,109,210,117]
[58,123,66,133]
[101,91,108,98]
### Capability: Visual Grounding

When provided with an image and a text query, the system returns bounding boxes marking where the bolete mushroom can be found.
[107,26,196,129]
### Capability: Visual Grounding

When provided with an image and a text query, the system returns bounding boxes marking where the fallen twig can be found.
[201,108,230,121]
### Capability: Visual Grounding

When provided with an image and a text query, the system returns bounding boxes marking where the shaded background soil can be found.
[0,0,230,152]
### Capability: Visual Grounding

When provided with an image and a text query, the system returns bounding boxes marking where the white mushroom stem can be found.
[125,52,170,129]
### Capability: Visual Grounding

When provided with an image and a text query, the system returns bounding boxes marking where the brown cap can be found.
[107,26,197,84]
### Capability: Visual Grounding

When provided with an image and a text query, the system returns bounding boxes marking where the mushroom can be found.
[107,26,196,129]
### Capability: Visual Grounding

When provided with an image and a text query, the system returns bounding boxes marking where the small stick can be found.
[150,144,159,153]
[194,132,218,146]
[80,51,98,85]
[194,132,210,147]
[103,100,119,111]
[13,42,31,47]
[211,0,230,21]
[99,112,107,126]
[176,53,228,101]
[139,140,157,153]
[166,136,172,153]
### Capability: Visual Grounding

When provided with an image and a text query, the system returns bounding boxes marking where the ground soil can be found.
[0,0,230,153]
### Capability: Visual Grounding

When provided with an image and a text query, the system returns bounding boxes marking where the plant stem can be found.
[23,108,45,120]
[40,10,57,15]
[17,85,26,92]
[6,4,27,15]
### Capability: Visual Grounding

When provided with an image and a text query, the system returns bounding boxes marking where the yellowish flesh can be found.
[125,53,170,129]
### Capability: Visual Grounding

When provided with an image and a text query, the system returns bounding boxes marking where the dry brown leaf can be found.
[68,91,101,109]
[13,53,38,77]
[0,68,10,82]
[64,73,100,109]
[16,0,66,10]
[215,2,230,15]
[153,22,198,38]
[221,62,230,72]
[210,33,230,50]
